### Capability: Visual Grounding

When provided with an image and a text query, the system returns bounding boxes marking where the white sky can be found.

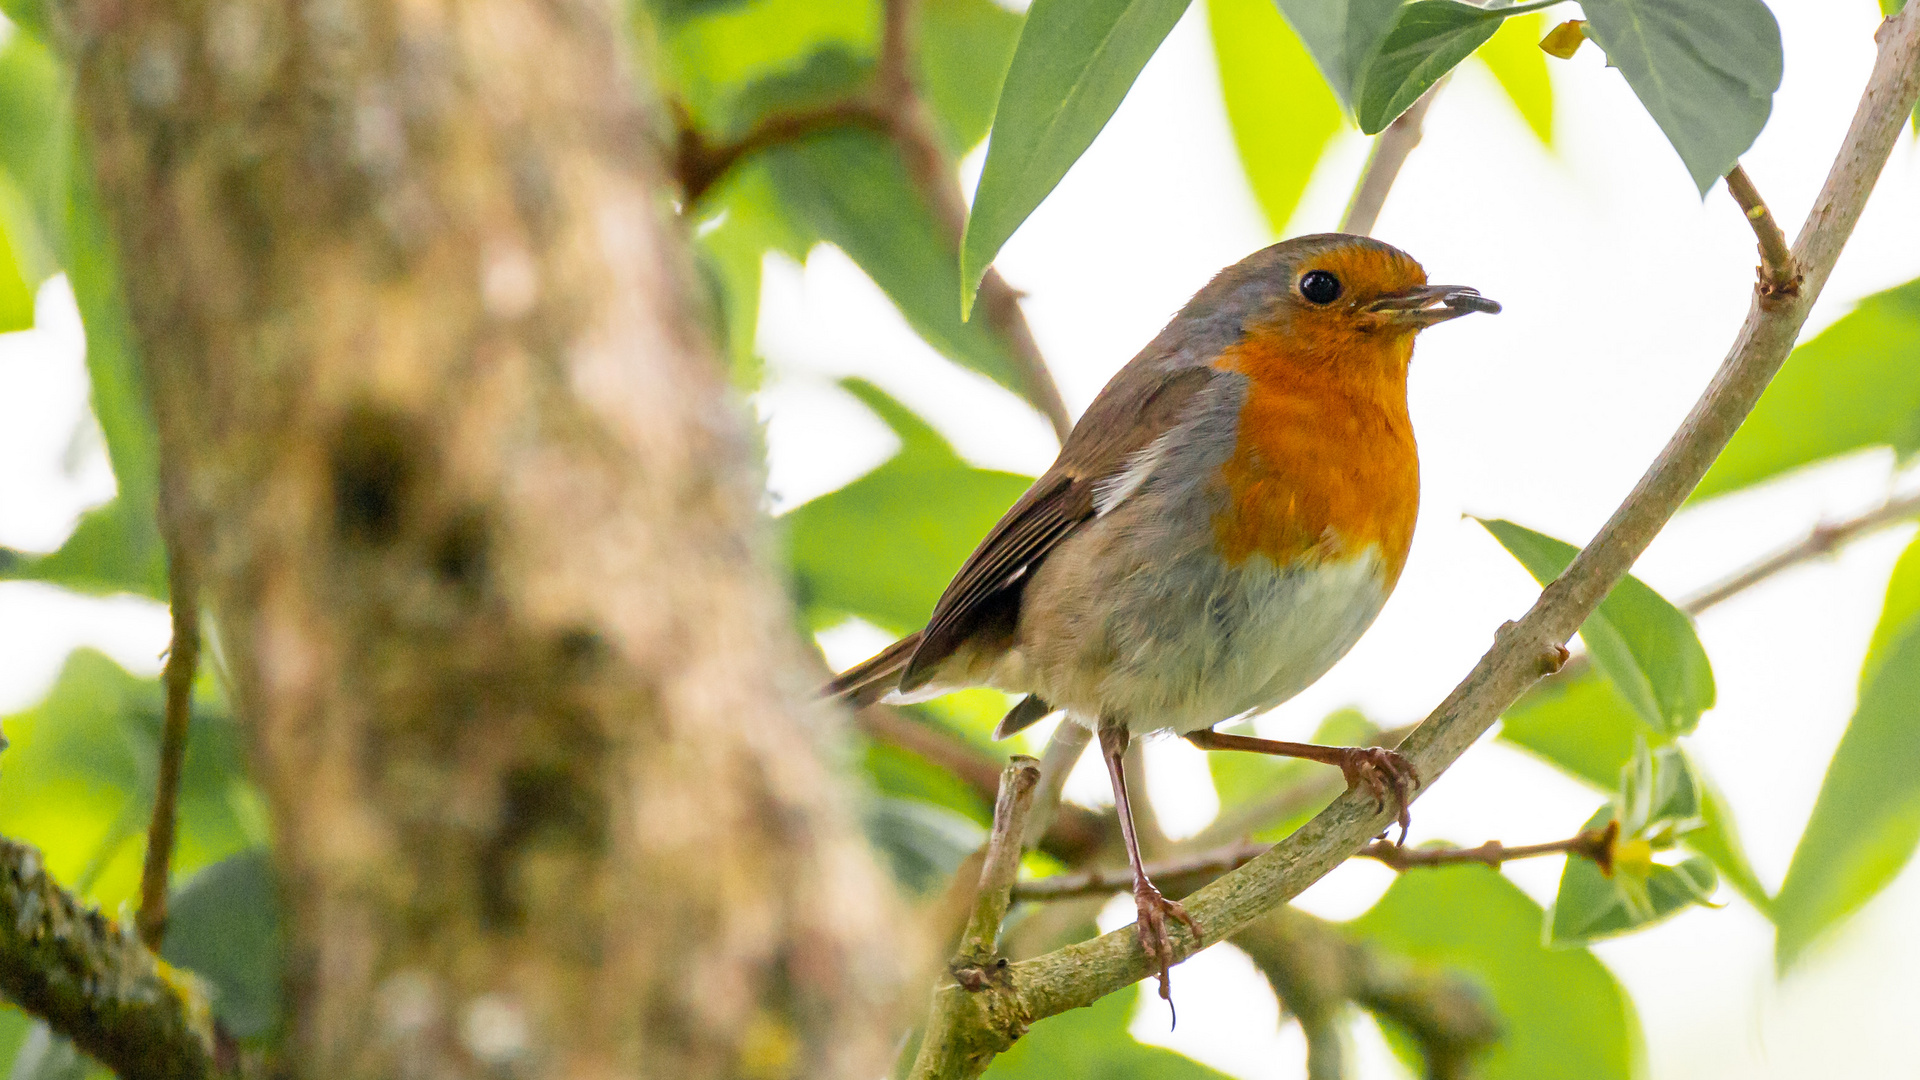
[0,1,1916,1077]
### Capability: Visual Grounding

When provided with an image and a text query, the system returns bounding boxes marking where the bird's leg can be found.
[1099,722,1201,1003]
[1185,728,1420,843]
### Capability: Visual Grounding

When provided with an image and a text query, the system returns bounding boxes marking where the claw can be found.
[1132,881,1202,1006]
[1339,747,1419,845]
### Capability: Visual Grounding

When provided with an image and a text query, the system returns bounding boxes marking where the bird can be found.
[826,233,1499,999]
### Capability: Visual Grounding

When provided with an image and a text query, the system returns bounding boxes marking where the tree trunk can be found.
[59,0,909,1075]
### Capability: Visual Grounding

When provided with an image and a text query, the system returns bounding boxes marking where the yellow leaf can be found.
[1540,19,1589,61]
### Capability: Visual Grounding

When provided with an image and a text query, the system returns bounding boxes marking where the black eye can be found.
[1299,269,1342,305]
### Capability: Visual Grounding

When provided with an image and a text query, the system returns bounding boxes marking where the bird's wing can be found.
[901,363,1218,690]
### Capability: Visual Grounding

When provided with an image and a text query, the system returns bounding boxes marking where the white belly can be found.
[1010,545,1392,734]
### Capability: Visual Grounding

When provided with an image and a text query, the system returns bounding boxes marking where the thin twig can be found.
[1686,487,1920,615]
[907,10,1920,1072]
[136,562,199,950]
[1723,163,1800,298]
[1013,820,1616,902]
[1359,821,1617,874]
[1012,842,1270,902]
[910,758,1041,1080]
[0,837,229,1079]
[1020,720,1091,851]
[1341,78,1446,236]
[674,100,891,205]
[1530,486,1920,695]
[953,757,1042,970]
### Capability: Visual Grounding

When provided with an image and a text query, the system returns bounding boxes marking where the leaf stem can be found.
[1341,77,1446,236]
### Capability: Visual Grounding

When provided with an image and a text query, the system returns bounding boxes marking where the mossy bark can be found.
[56,0,909,1076]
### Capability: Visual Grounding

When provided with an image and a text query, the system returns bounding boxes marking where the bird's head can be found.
[1187,233,1499,380]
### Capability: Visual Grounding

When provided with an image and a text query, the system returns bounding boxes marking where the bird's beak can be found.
[1367,285,1501,328]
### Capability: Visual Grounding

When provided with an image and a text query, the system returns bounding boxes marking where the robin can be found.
[827,233,1499,998]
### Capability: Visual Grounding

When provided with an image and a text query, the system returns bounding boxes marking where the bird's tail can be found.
[823,631,923,707]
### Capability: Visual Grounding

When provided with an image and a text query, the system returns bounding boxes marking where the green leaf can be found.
[1498,673,1770,913]
[161,851,283,1040]
[1694,278,1920,502]
[1863,531,1920,691]
[1773,576,1920,969]
[1616,739,1698,836]
[1579,0,1783,194]
[662,0,876,136]
[768,130,1045,411]
[921,0,1026,157]
[1270,0,1403,113]
[1549,807,1717,946]
[784,379,1032,633]
[1348,864,1638,1080]
[690,160,814,384]
[1500,669,1657,790]
[862,796,986,897]
[1354,1,1505,134]
[984,981,1233,1080]
[1206,0,1344,235]
[0,28,65,227]
[960,0,1191,316]
[0,207,31,333]
[1480,519,1715,734]
[0,497,169,598]
[1475,11,1554,145]
[0,650,259,910]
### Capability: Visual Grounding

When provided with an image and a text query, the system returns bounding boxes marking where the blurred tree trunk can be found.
[57,0,908,1076]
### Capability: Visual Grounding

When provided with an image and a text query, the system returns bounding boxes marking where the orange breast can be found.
[1210,332,1421,582]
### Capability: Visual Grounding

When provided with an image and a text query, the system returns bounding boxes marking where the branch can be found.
[137,560,199,949]
[1686,487,1920,616]
[907,9,1920,1073]
[1358,822,1616,874]
[1012,842,1269,902]
[1235,907,1499,1080]
[1341,79,1445,236]
[0,837,227,1079]
[954,757,1041,969]
[909,758,1041,1080]
[1019,720,1091,851]
[1013,821,1615,902]
[1528,485,1920,696]
[673,100,890,205]
[1723,163,1799,298]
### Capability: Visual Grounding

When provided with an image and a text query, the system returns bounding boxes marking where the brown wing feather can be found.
[900,364,1218,692]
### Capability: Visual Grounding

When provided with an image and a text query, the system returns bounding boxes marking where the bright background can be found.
[4,1,1917,1076]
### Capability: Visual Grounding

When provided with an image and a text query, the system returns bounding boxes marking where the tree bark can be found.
[58,0,909,1076]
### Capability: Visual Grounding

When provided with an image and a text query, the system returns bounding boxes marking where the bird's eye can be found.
[1299,269,1342,305]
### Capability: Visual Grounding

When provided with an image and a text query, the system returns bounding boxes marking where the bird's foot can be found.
[1335,747,1419,844]
[1132,880,1201,1005]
